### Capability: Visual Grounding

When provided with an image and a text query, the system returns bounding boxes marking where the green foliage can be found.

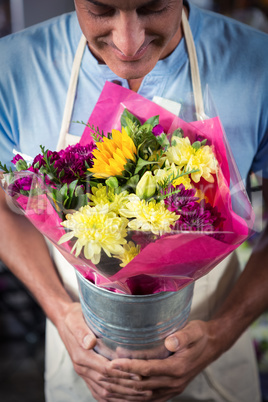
[72,120,105,142]
[158,167,200,200]
[0,161,13,173]
[48,179,88,212]
[106,177,119,189]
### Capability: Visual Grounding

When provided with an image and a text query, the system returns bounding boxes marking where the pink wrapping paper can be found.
[2,82,255,294]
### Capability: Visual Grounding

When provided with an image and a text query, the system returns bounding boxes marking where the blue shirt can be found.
[0,1,267,181]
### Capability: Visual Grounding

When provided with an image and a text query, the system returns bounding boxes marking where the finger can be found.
[100,376,146,388]
[65,303,97,350]
[110,358,173,378]
[165,320,205,352]
[103,375,176,391]
[75,351,143,381]
[87,377,152,400]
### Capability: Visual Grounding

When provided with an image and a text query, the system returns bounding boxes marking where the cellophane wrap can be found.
[1,82,255,295]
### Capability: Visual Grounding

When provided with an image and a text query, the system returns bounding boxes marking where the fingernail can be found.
[130,374,141,381]
[167,336,179,351]
[82,334,92,349]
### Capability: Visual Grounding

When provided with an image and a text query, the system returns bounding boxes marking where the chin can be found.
[109,60,156,81]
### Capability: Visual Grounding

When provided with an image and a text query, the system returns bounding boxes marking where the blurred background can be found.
[0,1,267,401]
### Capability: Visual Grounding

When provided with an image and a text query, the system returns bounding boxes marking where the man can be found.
[0,0,267,401]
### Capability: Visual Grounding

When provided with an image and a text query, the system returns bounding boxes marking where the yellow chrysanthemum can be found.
[58,204,128,264]
[166,137,193,169]
[166,137,217,183]
[88,128,137,178]
[189,146,217,183]
[154,163,192,190]
[119,194,178,235]
[114,241,141,267]
[88,184,129,214]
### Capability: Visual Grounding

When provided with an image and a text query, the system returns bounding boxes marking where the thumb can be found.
[82,332,96,350]
[165,321,203,352]
[65,302,97,350]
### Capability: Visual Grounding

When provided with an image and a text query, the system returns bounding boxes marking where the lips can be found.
[107,37,155,62]
[112,44,149,61]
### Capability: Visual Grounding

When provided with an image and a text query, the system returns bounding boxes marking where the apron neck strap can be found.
[57,34,87,151]
[181,9,205,120]
[57,8,204,151]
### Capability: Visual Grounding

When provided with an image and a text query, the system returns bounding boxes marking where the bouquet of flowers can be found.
[0,83,254,295]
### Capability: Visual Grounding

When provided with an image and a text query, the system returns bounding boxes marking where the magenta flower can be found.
[11,154,24,165]
[174,201,224,233]
[152,124,165,137]
[163,184,199,214]
[54,143,96,184]
[9,176,33,196]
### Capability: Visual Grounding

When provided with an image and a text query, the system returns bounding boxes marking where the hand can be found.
[108,320,220,401]
[57,302,152,401]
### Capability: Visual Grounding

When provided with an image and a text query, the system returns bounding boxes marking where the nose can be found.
[112,12,145,57]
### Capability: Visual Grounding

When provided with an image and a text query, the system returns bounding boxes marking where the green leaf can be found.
[60,183,68,199]
[33,161,40,169]
[192,141,201,151]
[59,169,65,179]
[126,174,140,190]
[143,115,159,127]
[68,180,79,200]
[155,133,170,148]
[121,109,141,129]
[139,123,152,132]
[172,128,184,138]
[106,177,119,189]
[16,159,28,171]
[0,161,12,173]
[134,157,155,175]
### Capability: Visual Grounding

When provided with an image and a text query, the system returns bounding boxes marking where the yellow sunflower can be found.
[88,128,137,178]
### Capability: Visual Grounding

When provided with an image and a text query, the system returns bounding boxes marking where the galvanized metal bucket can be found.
[76,271,194,360]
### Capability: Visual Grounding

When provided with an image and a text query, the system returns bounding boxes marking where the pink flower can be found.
[11,154,24,165]
[152,124,165,137]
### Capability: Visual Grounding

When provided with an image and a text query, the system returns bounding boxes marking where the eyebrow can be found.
[86,0,162,7]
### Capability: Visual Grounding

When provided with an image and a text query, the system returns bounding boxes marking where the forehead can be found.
[84,0,166,9]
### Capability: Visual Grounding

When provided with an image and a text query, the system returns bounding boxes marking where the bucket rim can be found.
[75,270,194,299]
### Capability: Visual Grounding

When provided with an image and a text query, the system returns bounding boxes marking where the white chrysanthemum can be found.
[120,194,178,235]
[166,137,217,183]
[88,184,129,214]
[58,204,128,264]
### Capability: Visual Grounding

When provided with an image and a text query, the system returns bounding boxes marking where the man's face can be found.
[74,0,183,80]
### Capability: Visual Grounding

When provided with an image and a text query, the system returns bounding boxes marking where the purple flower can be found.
[11,154,24,165]
[152,124,165,137]
[163,184,199,214]
[195,134,211,146]
[28,154,46,173]
[9,176,33,196]
[54,143,96,184]
[173,201,224,234]
[32,154,46,168]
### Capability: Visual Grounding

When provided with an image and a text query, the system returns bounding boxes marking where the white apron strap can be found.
[56,34,87,151]
[182,9,205,120]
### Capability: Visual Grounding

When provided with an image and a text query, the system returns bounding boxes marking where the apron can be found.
[45,10,261,402]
